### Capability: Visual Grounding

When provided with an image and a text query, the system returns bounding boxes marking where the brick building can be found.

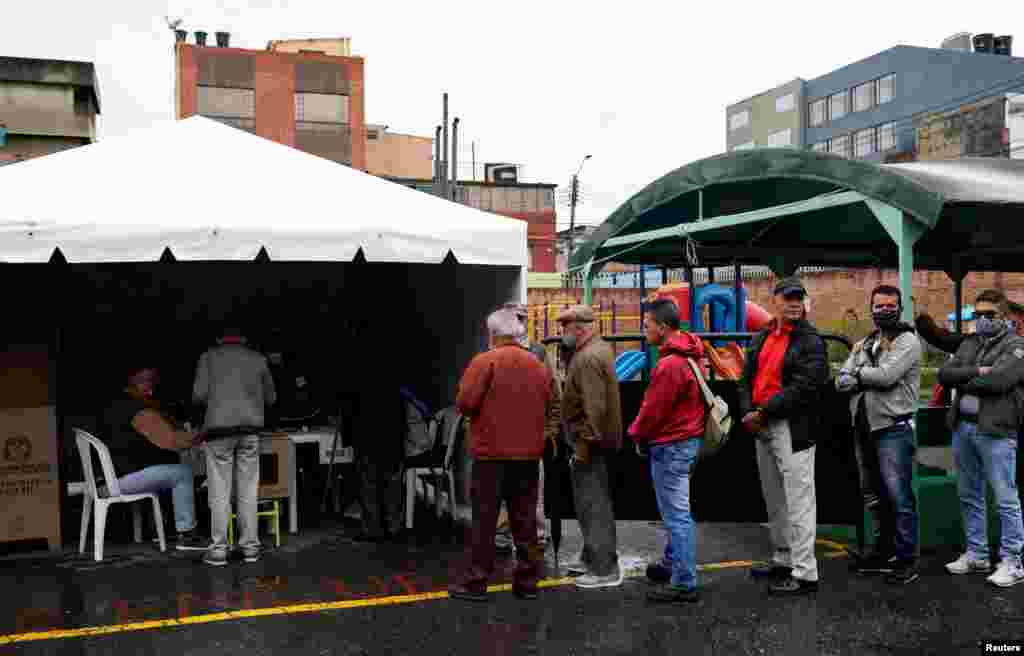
[387,176,558,272]
[176,33,365,169]
[0,57,100,165]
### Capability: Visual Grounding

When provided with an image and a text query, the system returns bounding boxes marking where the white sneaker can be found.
[564,556,588,576]
[987,559,1024,587]
[945,553,992,575]
[574,569,624,589]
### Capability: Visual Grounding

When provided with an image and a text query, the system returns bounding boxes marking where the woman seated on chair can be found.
[103,364,206,551]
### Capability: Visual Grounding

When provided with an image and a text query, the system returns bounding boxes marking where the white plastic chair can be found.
[74,428,167,561]
[404,407,463,530]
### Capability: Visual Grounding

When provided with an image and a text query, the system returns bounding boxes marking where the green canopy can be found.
[571,149,1024,275]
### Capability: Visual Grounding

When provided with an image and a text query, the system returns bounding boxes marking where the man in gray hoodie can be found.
[836,285,922,585]
[193,322,277,566]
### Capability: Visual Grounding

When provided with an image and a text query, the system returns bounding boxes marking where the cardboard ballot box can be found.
[258,434,294,500]
[0,406,62,551]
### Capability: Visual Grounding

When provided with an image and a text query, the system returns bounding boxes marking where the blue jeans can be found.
[953,422,1024,561]
[649,438,701,590]
[874,426,919,561]
[118,464,196,533]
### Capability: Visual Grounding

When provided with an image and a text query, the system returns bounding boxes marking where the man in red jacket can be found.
[628,298,707,603]
[448,307,555,602]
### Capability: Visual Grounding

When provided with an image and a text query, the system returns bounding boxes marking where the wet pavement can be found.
[0,519,1022,655]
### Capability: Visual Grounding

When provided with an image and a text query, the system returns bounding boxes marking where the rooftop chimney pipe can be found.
[195,31,208,46]
[434,125,442,192]
[216,31,231,48]
[442,93,449,200]
[451,117,460,201]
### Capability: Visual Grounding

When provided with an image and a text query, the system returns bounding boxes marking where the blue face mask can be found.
[976,316,1004,338]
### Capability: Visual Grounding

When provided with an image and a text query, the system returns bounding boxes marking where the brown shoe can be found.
[447,584,488,602]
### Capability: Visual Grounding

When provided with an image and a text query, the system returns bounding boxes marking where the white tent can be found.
[0,116,527,272]
[0,117,529,410]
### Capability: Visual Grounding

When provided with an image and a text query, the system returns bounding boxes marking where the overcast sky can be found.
[2,0,1020,230]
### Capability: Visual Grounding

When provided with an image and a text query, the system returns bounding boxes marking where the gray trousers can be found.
[205,435,261,554]
[755,419,818,582]
[571,448,619,576]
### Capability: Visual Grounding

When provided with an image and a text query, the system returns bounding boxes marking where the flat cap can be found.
[556,304,596,324]
[773,276,807,297]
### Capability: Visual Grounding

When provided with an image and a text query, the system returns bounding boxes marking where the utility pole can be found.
[568,174,580,260]
[567,155,592,263]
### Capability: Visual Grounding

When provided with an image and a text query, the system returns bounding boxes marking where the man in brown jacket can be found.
[448,308,555,602]
[557,305,625,589]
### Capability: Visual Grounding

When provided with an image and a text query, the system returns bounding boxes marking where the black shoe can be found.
[447,584,488,602]
[885,561,919,585]
[855,553,897,576]
[750,562,793,580]
[174,530,209,552]
[512,587,538,600]
[646,584,700,604]
[646,562,671,584]
[769,577,818,596]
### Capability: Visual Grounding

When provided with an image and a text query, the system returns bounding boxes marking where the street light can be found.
[568,154,592,263]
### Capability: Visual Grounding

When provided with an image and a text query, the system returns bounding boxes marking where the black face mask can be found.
[872,309,901,331]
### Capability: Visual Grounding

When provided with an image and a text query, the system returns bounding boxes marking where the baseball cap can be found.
[773,276,807,298]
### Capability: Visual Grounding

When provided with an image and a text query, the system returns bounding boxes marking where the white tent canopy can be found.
[0,116,528,268]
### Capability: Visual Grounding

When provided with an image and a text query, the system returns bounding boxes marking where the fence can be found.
[526,300,645,354]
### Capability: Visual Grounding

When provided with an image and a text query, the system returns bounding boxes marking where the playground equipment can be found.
[613,282,772,382]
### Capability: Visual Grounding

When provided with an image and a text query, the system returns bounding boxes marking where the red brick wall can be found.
[175,45,366,170]
[254,53,295,147]
[528,269,1024,338]
[498,209,556,273]
[176,45,197,118]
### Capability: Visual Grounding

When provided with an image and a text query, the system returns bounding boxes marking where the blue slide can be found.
[615,351,648,382]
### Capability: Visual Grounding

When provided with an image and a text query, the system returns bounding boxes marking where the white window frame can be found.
[830,134,851,157]
[853,80,876,112]
[809,99,827,127]
[877,74,895,104]
[775,93,795,113]
[811,141,828,153]
[878,122,896,150]
[766,128,793,148]
[854,128,876,157]
[729,110,750,131]
[829,91,849,121]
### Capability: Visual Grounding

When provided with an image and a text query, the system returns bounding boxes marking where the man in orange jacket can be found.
[448,307,555,602]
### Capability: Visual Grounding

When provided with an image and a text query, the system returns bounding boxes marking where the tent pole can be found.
[582,258,596,305]
[734,262,743,331]
[865,200,926,324]
[952,256,964,334]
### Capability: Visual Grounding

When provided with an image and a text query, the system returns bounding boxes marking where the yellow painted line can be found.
[0,550,851,646]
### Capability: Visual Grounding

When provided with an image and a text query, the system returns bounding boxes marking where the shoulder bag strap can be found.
[685,357,715,407]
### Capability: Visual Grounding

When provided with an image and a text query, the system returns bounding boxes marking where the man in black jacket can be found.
[937,289,1024,587]
[738,277,829,596]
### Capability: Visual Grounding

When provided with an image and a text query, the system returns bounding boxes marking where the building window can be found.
[829,91,848,121]
[878,122,896,150]
[811,141,828,152]
[543,189,555,209]
[809,99,827,127]
[854,128,876,157]
[830,134,851,157]
[853,80,875,113]
[877,74,895,104]
[295,92,350,131]
[766,128,792,147]
[198,86,255,120]
[729,110,750,131]
[733,140,756,151]
[776,93,795,113]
